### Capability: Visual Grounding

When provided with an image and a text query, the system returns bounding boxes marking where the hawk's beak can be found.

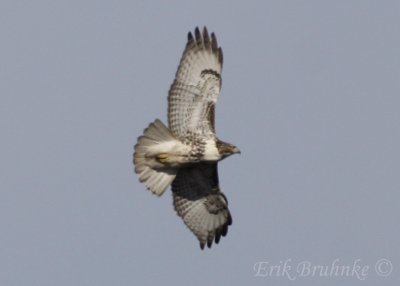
[233,147,241,154]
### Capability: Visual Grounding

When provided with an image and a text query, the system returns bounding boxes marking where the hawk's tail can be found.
[133,119,178,196]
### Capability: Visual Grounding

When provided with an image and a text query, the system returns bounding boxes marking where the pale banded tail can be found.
[133,119,178,196]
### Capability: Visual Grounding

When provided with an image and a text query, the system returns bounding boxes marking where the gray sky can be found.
[1,0,399,285]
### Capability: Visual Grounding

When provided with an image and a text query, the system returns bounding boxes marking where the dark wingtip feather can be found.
[221,212,232,237]
[187,31,194,48]
[215,230,221,244]
[203,26,208,36]
[227,212,233,225]
[222,224,228,236]
[203,26,210,48]
[210,32,218,52]
[200,242,205,250]
[194,27,201,44]
[188,31,193,42]
[218,47,223,66]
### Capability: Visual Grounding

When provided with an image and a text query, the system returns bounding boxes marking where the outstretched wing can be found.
[171,162,232,249]
[168,27,223,141]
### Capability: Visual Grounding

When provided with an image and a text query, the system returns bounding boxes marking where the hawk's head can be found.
[216,140,241,160]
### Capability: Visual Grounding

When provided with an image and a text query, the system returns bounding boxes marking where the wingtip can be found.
[187,31,193,42]
[202,26,210,48]
[211,32,218,51]
[194,27,201,43]
[218,47,223,66]
[184,27,222,66]
[203,26,208,37]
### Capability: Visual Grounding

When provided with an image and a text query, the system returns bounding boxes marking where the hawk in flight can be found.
[133,27,240,249]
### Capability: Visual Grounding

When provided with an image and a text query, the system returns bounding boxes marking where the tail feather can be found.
[133,119,178,196]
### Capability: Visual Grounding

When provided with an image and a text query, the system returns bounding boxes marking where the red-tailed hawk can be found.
[133,27,240,249]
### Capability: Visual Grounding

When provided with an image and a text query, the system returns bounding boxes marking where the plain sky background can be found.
[1,0,399,285]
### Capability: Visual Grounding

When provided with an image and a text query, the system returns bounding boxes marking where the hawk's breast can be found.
[201,139,221,161]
